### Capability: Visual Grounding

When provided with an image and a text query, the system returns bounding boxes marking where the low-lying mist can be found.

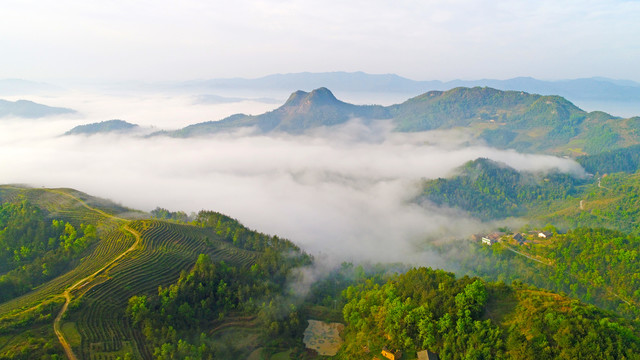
[0,91,585,265]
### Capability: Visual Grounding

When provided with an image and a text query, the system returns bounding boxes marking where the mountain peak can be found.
[283,90,308,106]
[283,87,339,107]
[307,87,337,102]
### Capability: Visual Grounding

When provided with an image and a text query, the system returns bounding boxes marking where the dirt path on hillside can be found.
[53,292,75,360]
[49,190,142,360]
[505,246,552,266]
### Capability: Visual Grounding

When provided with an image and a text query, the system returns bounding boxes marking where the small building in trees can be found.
[480,232,504,245]
[418,349,440,360]
[381,347,402,360]
[482,236,496,245]
[513,233,525,244]
[538,231,553,238]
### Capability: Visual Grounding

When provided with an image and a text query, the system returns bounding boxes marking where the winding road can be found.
[505,246,551,266]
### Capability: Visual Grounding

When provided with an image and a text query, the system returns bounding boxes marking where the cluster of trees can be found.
[0,200,96,302]
[340,268,503,359]
[338,267,640,359]
[195,210,304,253]
[150,207,191,223]
[306,262,409,311]
[420,158,582,221]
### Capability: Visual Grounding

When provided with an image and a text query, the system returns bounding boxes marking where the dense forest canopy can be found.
[0,200,97,303]
[338,267,640,360]
[419,158,584,221]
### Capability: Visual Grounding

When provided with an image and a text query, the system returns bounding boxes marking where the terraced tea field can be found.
[70,220,260,359]
[0,186,130,228]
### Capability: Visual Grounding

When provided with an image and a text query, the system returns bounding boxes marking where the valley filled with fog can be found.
[0,89,585,264]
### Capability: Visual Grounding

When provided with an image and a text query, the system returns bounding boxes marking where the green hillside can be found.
[531,171,640,235]
[419,158,584,221]
[435,225,640,321]
[418,153,640,236]
[417,153,640,322]
[577,143,640,174]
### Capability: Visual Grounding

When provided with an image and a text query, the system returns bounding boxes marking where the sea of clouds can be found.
[0,90,585,265]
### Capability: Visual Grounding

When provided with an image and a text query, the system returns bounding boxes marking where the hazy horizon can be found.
[2,1,639,83]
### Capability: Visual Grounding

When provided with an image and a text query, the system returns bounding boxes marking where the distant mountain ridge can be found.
[163,86,640,156]
[0,99,75,118]
[176,71,640,103]
[0,79,64,96]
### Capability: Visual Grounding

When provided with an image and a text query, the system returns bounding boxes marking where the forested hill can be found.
[577,142,640,174]
[419,158,585,221]
[161,86,640,156]
[64,119,139,136]
[418,152,640,235]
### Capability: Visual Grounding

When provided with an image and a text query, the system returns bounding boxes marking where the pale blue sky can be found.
[2,0,639,82]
